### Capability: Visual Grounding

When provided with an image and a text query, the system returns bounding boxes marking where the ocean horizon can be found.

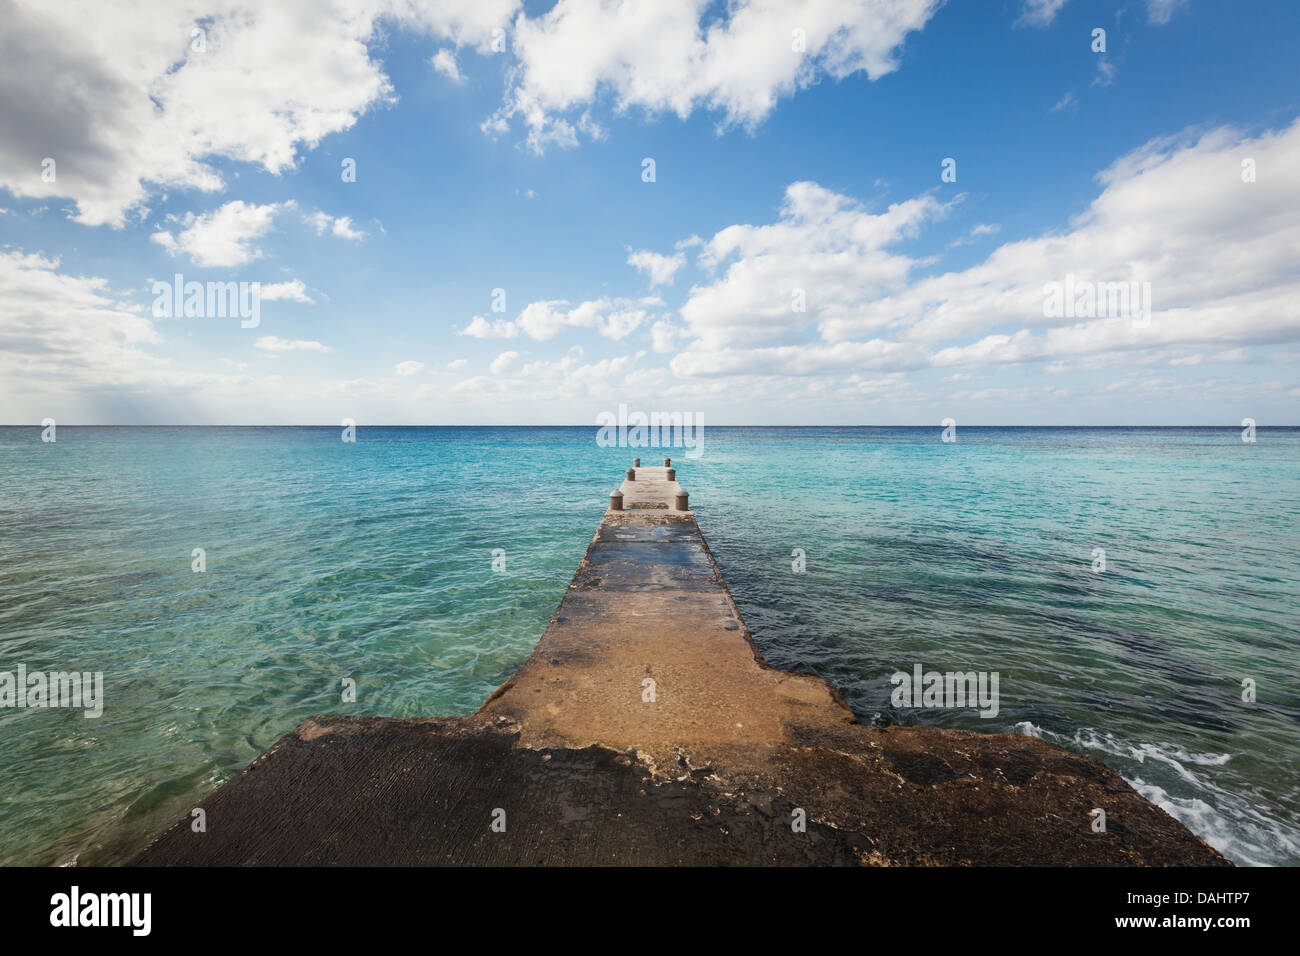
[1,424,1296,866]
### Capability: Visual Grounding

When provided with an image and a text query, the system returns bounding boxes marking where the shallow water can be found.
[0,426,1295,865]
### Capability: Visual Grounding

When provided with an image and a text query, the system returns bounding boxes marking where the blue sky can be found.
[1,0,1298,424]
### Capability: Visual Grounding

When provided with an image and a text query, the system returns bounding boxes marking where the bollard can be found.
[626,468,636,481]
[609,490,624,511]
[663,458,671,467]
[666,468,676,482]
[633,458,640,467]
[675,491,689,511]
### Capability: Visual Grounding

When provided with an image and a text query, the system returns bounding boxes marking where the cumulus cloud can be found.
[489,350,520,374]
[0,0,520,226]
[515,298,657,340]
[665,118,1300,382]
[675,180,948,353]
[460,315,520,339]
[307,210,367,240]
[628,248,686,286]
[395,360,425,375]
[151,203,365,268]
[431,48,464,83]
[460,296,661,341]
[650,319,683,354]
[870,121,1300,356]
[152,200,281,267]
[485,0,940,152]
[260,279,313,303]
[0,0,952,221]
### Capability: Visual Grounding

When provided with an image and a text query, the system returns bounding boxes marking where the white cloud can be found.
[461,315,520,339]
[444,347,650,409]
[446,358,469,369]
[152,200,281,267]
[1147,0,1188,25]
[461,296,661,341]
[1051,91,1076,112]
[664,118,1300,384]
[870,121,1300,359]
[1093,57,1117,87]
[0,0,520,227]
[260,279,313,303]
[432,48,464,83]
[253,336,331,353]
[486,0,941,152]
[307,210,367,240]
[0,248,345,421]
[672,339,928,378]
[395,360,425,375]
[515,298,655,340]
[1017,0,1069,27]
[675,180,947,353]
[949,222,1002,248]
[628,248,686,286]
[0,250,165,390]
[489,350,520,374]
[650,319,683,354]
[0,1,948,223]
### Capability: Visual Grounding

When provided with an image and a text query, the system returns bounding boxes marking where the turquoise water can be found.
[0,426,1296,866]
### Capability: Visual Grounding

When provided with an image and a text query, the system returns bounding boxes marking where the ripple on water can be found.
[0,426,1296,865]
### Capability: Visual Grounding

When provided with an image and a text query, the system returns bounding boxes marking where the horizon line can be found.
[6,423,1295,429]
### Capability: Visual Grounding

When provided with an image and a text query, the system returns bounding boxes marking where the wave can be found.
[1012,721,1298,866]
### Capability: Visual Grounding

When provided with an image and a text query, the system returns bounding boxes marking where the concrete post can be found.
[633,458,640,467]
[666,468,676,482]
[626,468,636,481]
[610,490,624,511]
[675,491,689,511]
[663,458,671,467]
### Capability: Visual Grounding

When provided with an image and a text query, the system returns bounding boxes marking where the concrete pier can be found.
[133,464,1227,866]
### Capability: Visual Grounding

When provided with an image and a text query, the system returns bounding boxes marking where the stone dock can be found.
[134,462,1227,866]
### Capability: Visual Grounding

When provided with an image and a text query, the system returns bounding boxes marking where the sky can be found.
[1,0,1298,425]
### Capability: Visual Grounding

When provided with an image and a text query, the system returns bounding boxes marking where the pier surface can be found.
[134,465,1227,866]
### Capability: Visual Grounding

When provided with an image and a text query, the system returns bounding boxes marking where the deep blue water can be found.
[0,425,1296,865]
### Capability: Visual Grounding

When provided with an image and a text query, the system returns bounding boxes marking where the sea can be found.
[0,425,1296,865]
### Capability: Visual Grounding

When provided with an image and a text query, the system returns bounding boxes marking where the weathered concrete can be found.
[480,466,851,771]
[133,464,1228,866]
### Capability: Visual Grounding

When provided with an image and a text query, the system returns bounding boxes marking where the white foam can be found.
[1010,721,1294,866]
[1127,777,1297,868]
[1011,720,1041,738]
